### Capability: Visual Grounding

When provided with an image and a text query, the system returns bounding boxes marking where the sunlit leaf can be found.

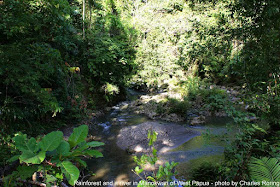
[39,131,63,151]
[61,161,80,186]
[68,125,88,148]
[20,151,45,164]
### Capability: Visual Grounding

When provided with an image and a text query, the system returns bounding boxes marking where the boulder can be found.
[116,121,200,154]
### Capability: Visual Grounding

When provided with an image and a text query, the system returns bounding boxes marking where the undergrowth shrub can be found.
[190,162,222,182]
[133,130,178,186]
[4,125,104,187]
[168,98,190,115]
[201,88,228,113]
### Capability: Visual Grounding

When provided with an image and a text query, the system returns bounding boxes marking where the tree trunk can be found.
[83,0,85,39]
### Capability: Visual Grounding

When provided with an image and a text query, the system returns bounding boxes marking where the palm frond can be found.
[249,157,280,182]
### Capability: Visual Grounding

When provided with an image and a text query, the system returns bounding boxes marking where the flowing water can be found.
[86,90,238,185]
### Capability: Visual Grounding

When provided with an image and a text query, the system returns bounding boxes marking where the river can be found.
[85,89,237,186]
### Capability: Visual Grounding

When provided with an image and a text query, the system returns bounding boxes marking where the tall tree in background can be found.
[231,0,280,87]
[83,0,86,39]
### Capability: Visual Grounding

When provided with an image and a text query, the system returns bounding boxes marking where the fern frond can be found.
[249,157,280,182]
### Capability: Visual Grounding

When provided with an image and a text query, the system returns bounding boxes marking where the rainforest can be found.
[0,0,280,186]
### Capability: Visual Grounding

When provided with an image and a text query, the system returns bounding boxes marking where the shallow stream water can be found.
[86,90,238,185]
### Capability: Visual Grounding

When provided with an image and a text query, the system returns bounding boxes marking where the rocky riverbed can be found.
[63,87,244,185]
[126,85,246,125]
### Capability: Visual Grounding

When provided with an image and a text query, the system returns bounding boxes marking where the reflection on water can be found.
[171,117,237,152]
[169,117,239,180]
[175,154,225,179]
[87,106,148,184]
[87,122,138,181]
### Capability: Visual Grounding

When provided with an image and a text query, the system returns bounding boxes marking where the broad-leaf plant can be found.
[4,125,104,186]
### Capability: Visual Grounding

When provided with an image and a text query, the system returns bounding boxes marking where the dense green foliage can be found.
[120,0,280,183]
[133,130,178,186]
[1,0,75,132]
[119,0,237,90]
[1,0,280,185]
[231,0,280,86]
[5,125,104,186]
[249,157,280,182]
[0,0,136,134]
[0,0,136,184]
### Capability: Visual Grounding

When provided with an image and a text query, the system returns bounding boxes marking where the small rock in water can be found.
[186,112,199,119]
[163,113,184,122]
[148,111,157,119]
[190,116,206,125]
[97,122,111,132]
[112,106,120,110]
[118,118,126,122]
[140,95,150,100]
[120,104,128,110]
[110,110,119,117]
[117,118,127,125]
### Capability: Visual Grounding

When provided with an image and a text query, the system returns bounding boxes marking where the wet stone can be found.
[116,121,200,154]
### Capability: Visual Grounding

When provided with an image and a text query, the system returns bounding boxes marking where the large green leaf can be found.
[86,141,105,147]
[7,155,20,163]
[75,158,87,168]
[135,166,143,175]
[13,134,27,151]
[249,157,280,182]
[27,137,38,152]
[68,125,88,148]
[39,131,63,151]
[148,130,158,146]
[69,150,84,157]
[60,161,80,186]
[56,140,70,156]
[17,165,38,180]
[19,151,46,164]
[46,174,57,186]
[84,150,103,158]
[75,141,88,152]
[146,176,156,182]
